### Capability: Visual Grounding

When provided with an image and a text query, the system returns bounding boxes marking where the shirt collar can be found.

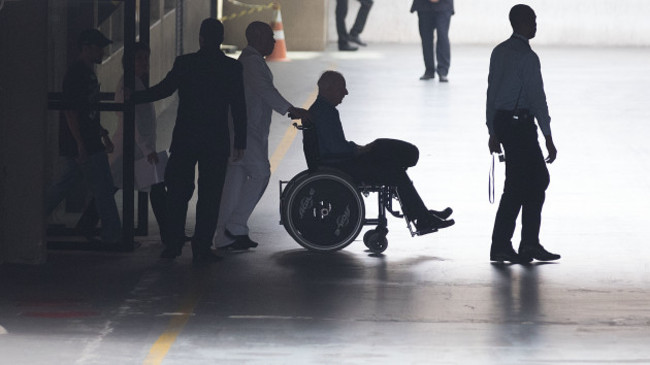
[244,45,262,57]
[512,33,530,43]
[316,95,336,109]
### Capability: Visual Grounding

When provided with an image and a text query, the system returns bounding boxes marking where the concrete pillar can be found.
[0,0,49,264]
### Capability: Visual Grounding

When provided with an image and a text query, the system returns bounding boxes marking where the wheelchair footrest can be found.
[415,227,438,236]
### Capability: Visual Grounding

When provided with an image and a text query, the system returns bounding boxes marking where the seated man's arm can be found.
[309,99,357,160]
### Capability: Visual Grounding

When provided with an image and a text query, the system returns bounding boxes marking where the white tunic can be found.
[110,76,157,189]
[235,46,292,169]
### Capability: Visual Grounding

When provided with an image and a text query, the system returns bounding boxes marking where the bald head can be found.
[318,71,348,106]
[509,4,537,39]
[246,21,275,56]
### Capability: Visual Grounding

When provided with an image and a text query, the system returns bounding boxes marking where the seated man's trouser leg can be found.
[213,162,270,247]
[491,111,550,252]
[332,138,428,222]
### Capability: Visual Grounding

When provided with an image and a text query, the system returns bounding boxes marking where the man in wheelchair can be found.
[307,70,454,234]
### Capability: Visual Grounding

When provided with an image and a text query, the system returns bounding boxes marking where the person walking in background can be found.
[77,42,168,243]
[410,0,454,81]
[45,29,124,250]
[487,4,560,264]
[336,0,374,51]
[131,19,247,263]
[213,22,309,251]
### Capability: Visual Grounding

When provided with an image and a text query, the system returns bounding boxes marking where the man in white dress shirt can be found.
[487,4,559,264]
[214,21,309,250]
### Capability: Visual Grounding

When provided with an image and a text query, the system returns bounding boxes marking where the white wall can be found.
[328,0,650,46]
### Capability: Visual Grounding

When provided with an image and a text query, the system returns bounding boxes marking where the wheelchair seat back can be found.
[300,120,321,171]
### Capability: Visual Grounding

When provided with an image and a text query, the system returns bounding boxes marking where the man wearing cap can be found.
[131,18,247,263]
[46,29,124,249]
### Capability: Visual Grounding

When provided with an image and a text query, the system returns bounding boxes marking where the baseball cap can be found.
[78,29,113,48]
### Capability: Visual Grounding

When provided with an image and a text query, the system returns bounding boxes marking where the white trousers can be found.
[213,162,270,247]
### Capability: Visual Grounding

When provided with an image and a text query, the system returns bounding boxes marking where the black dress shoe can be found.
[430,207,453,220]
[192,251,223,263]
[415,215,454,235]
[338,42,358,51]
[349,34,367,46]
[113,241,141,252]
[222,231,259,250]
[419,72,435,80]
[490,248,530,264]
[439,74,449,83]
[519,244,561,262]
[160,247,182,259]
[222,238,256,251]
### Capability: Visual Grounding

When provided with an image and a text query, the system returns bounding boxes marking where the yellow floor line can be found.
[143,284,203,365]
[142,88,318,365]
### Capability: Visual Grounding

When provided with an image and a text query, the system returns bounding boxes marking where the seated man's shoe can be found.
[519,244,561,262]
[419,72,435,80]
[349,34,367,46]
[415,214,454,235]
[430,207,453,220]
[439,74,449,83]
[338,42,358,51]
[192,251,223,263]
[490,247,530,264]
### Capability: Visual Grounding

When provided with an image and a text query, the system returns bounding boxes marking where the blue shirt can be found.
[308,96,357,160]
[486,34,552,136]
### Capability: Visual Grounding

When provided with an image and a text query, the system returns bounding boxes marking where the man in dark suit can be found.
[132,19,247,262]
[336,0,374,51]
[410,0,454,81]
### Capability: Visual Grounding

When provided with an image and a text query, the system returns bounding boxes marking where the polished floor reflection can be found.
[1,44,650,364]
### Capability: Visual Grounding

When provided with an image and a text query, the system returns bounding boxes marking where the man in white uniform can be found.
[214,21,309,250]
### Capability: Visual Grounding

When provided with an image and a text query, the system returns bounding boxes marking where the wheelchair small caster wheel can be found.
[363,229,388,253]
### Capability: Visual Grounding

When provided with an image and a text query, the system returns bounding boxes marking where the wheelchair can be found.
[278,122,433,254]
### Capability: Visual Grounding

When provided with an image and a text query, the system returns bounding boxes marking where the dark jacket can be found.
[308,96,357,161]
[132,47,247,156]
[410,0,454,14]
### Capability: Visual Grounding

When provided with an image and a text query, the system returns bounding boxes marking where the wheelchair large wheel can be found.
[281,169,365,252]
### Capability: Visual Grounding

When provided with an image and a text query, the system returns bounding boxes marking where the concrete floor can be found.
[2,43,650,364]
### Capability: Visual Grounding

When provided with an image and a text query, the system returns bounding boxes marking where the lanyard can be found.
[489,154,496,204]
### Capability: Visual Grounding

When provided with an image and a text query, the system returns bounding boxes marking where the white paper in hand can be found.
[134,151,168,189]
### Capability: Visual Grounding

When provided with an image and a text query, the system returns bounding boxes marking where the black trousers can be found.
[328,138,429,222]
[164,149,228,256]
[336,0,374,44]
[491,111,550,251]
[77,183,167,241]
[417,10,452,76]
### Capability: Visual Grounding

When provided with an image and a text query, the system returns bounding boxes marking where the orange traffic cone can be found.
[267,5,290,62]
